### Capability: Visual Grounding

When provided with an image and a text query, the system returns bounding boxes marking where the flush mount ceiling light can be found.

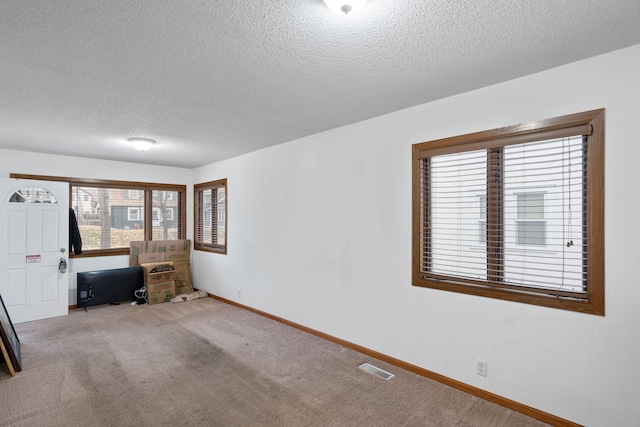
[128,137,155,152]
[322,0,368,15]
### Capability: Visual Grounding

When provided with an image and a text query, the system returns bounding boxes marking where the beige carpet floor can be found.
[0,297,549,426]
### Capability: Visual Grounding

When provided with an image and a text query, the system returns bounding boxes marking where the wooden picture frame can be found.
[0,293,21,373]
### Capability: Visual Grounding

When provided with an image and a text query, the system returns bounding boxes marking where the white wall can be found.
[0,150,193,304]
[191,44,640,426]
[1,44,637,426]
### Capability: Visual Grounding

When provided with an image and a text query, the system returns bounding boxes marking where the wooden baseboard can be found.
[209,293,581,427]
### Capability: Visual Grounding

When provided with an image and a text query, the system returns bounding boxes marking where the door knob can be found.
[58,248,67,273]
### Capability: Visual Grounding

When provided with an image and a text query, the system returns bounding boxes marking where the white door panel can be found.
[0,179,69,323]
[7,210,27,254]
[5,269,27,306]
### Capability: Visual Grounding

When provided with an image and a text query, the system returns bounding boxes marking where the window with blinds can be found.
[412,109,604,315]
[69,183,185,255]
[194,179,227,254]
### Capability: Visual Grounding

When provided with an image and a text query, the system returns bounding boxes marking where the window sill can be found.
[194,244,227,255]
[70,248,130,258]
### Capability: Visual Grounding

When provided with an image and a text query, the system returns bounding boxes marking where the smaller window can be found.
[195,179,227,254]
[153,190,174,201]
[128,207,141,221]
[127,190,142,199]
[516,193,546,246]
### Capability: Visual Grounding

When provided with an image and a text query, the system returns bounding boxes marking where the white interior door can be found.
[0,178,69,324]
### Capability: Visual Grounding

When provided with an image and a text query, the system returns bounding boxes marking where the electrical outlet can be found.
[237,289,241,298]
[476,359,488,377]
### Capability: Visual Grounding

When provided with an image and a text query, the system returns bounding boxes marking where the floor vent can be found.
[358,363,395,380]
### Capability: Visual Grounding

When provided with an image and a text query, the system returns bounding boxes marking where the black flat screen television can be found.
[77,266,143,308]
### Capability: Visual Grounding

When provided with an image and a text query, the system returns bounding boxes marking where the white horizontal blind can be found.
[151,190,180,240]
[196,188,213,245]
[196,184,226,248]
[212,186,226,246]
[503,136,585,292]
[426,150,488,280]
[422,135,587,294]
[71,185,145,250]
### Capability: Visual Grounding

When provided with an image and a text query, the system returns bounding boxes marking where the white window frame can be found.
[128,207,141,221]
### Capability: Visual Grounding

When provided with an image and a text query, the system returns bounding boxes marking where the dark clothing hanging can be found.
[69,208,83,255]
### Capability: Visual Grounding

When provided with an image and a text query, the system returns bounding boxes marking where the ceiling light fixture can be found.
[128,137,155,152]
[322,0,368,15]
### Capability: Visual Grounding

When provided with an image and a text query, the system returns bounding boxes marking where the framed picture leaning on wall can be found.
[0,293,21,373]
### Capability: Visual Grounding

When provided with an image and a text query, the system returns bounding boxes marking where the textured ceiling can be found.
[1,0,640,169]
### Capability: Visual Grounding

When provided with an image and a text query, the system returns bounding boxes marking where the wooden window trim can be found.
[194,178,227,254]
[9,173,186,257]
[411,109,605,315]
